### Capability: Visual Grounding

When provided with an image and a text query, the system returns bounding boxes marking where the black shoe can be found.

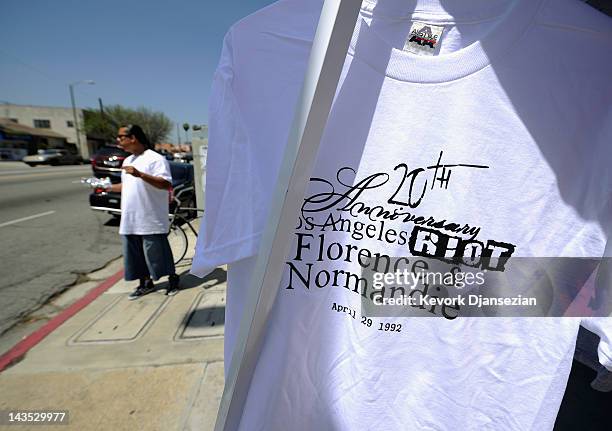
[128,280,154,300]
[166,274,180,296]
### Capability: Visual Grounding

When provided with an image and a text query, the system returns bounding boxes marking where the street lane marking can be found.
[0,166,90,176]
[0,166,91,179]
[0,210,56,228]
[0,171,90,182]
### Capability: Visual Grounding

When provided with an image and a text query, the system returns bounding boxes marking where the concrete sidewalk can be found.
[0,220,225,430]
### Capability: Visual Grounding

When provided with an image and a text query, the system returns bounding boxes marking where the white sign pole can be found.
[214,1,362,430]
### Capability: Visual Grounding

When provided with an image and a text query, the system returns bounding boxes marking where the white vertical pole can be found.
[214,1,362,430]
[192,126,208,210]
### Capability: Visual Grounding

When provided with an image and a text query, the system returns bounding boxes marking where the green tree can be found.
[83,105,172,146]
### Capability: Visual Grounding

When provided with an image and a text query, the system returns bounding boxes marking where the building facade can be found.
[1,103,90,158]
[0,119,68,160]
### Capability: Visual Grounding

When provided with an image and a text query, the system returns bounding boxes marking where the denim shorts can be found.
[122,234,175,281]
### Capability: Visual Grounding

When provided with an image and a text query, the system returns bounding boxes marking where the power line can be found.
[0,48,63,84]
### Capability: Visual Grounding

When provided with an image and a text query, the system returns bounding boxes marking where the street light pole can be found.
[69,80,95,158]
[183,123,190,146]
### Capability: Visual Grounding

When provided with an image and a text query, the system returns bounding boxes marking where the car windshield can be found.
[37,149,62,155]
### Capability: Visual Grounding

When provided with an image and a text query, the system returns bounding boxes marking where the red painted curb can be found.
[0,269,124,373]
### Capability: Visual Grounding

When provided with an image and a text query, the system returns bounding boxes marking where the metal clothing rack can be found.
[214,1,362,429]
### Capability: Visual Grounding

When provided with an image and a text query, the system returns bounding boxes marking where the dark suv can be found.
[90,145,130,183]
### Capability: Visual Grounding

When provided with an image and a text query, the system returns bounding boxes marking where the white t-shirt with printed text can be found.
[193,0,612,429]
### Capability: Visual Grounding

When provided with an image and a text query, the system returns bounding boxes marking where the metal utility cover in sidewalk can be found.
[72,295,167,343]
[179,291,225,340]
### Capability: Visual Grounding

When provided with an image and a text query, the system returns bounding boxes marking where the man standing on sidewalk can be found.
[108,124,180,299]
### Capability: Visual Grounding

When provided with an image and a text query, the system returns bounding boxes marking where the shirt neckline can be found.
[349,0,544,83]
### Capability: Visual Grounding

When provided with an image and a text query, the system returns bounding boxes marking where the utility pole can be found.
[69,80,95,158]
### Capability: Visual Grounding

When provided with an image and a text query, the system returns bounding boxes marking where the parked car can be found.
[23,149,82,166]
[173,152,193,163]
[89,161,196,218]
[0,148,27,161]
[90,145,130,183]
[158,149,175,161]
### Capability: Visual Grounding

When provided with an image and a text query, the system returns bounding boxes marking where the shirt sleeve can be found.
[149,156,172,183]
[191,30,260,278]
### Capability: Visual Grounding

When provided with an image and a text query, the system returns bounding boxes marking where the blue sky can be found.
[0,0,277,142]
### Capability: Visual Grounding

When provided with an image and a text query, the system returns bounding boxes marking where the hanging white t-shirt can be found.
[119,149,172,235]
[193,0,612,429]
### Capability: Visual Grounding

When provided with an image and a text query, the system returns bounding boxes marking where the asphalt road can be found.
[0,162,123,335]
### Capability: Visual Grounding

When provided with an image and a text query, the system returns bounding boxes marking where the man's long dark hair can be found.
[123,124,152,149]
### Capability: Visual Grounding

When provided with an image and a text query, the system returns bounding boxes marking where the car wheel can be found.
[26,163,36,167]
[50,160,59,166]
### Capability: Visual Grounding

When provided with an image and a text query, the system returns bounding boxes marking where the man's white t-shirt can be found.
[119,149,172,235]
[193,0,612,429]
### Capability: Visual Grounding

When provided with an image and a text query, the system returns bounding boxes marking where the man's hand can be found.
[122,166,141,177]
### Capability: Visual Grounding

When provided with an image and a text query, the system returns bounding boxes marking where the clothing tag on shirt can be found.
[404,22,445,56]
